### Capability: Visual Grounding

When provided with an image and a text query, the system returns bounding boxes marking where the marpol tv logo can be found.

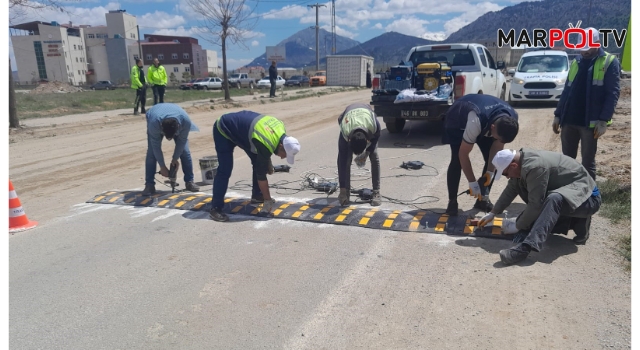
[497,21,627,50]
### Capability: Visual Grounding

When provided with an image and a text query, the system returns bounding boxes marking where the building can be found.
[204,49,220,76]
[10,21,88,85]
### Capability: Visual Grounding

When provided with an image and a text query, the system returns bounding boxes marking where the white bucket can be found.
[199,156,218,185]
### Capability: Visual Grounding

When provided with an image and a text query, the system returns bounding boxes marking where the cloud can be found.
[261,4,309,19]
[9,1,122,26]
[152,26,206,37]
[385,16,430,36]
[422,32,447,41]
[443,2,504,35]
[138,11,185,29]
[251,40,259,47]
[373,23,383,29]
[225,58,253,70]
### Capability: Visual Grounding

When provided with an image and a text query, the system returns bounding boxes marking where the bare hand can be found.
[160,166,169,177]
[171,159,180,169]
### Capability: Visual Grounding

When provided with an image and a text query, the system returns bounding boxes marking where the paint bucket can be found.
[199,156,218,185]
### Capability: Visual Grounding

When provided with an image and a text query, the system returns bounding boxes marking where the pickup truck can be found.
[370,43,507,133]
[227,73,255,89]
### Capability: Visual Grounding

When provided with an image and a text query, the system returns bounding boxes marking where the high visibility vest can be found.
[250,115,286,154]
[339,107,377,141]
[566,52,616,126]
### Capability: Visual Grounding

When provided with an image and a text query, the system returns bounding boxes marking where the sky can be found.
[8,0,538,70]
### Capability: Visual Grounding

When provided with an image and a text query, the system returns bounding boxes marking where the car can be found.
[193,77,223,90]
[257,76,285,89]
[179,79,197,90]
[310,71,327,86]
[227,73,255,88]
[284,75,310,87]
[190,78,205,89]
[508,50,569,105]
[90,81,116,90]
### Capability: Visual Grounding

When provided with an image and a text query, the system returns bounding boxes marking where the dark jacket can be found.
[444,94,518,135]
[554,48,621,127]
[269,65,277,80]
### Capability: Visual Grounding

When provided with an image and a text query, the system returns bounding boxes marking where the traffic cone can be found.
[9,180,37,233]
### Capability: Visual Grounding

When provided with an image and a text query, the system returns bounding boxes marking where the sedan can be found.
[257,76,285,89]
[179,79,197,90]
[90,81,116,90]
[194,77,223,90]
[284,75,310,87]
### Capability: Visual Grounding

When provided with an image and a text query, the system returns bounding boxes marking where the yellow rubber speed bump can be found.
[359,208,379,226]
[313,206,333,220]
[409,211,426,231]
[435,214,448,232]
[273,202,294,216]
[335,206,355,222]
[232,200,251,213]
[382,210,401,228]
[192,197,211,210]
[292,205,310,218]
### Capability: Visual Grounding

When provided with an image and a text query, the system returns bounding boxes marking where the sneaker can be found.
[251,194,264,204]
[445,200,458,216]
[185,181,200,192]
[371,190,381,206]
[473,199,494,212]
[499,243,531,265]
[141,184,155,196]
[209,208,229,222]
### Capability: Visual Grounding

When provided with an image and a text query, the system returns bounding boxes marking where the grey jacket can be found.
[493,148,597,230]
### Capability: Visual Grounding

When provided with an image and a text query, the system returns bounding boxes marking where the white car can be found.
[508,50,569,105]
[193,77,223,90]
[257,76,285,89]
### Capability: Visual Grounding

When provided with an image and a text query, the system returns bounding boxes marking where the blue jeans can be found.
[145,137,194,186]
[212,122,262,211]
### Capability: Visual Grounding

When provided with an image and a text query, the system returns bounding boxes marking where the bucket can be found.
[199,156,218,185]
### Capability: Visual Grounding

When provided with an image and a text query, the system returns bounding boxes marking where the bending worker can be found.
[337,103,381,206]
[479,148,601,265]
[148,58,168,105]
[443,94,519,215]
[209,111,301,222]
[142,103,200,196]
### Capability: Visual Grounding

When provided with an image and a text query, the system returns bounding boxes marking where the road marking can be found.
[292,205,310,218]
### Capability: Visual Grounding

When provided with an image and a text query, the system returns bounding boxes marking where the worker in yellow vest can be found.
[148,58,168,105]
[553,27,621,180]
[210,111,301,222]
[130,58,147,115]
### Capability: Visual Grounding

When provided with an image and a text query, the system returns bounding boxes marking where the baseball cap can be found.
[579,27,600,51]
[492,149,517,181]
[283,136,300,165]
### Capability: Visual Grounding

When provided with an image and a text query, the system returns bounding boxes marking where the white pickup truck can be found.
[370,43,508,133]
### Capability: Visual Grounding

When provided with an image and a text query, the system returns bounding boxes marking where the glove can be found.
[468,181,482,200]
[354,151,369,168]
[338,188,349,206]
[502,219,519,234]
[593,121,608,139]
[478,212,495,227]
[552,117,561,134]
[261,198,276,214]
[478,170,495,187]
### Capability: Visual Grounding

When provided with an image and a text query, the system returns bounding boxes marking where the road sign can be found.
[266,46,286,62]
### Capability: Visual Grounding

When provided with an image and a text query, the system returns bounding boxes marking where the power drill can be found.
[168,163,178,193]
[351,188,374,201]
[273,165,291,173]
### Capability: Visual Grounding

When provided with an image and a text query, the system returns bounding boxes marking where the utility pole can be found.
[308,3,326,71]
[331,0,336,54]
[137,25,142,61]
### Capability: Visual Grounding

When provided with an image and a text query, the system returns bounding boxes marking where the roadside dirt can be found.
[29,81,84,94]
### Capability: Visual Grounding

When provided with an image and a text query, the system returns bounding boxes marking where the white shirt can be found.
[462,111,491,144]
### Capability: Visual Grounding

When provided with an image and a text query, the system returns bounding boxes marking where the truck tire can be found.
[500,85,506,100]
[385,118,405,133]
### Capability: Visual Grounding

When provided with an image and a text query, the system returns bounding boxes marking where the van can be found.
[508,50,569,105]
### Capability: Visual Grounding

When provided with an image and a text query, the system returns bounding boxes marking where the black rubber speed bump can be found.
[87,191,513,240]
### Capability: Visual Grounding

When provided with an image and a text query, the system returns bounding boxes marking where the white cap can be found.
[579,27,600,51]
[492,149,517,181]
[283,136,300,165]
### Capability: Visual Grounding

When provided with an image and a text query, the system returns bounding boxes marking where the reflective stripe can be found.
[9,207,25,218]
[248,114,266,154]
[9,190,17,199]
[215,120,230,140]
[589,120,614,127]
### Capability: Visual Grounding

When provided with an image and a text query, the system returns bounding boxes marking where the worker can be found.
[337,103,381,206]
[209,111,300,222]
[269,61,278,98]
[479,148,601,265]
[443,94,519,215]
[148,58,168,105]
[130,58,147,115]
[142,103,201,196]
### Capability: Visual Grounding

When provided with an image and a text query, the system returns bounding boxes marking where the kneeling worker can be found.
[210,111,301,222]
[143,103,201,195]
[337,103,381,206]
[444,94,519,215]
[479,148,601,265]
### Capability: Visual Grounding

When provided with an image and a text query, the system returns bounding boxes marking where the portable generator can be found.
[415,62,453,92]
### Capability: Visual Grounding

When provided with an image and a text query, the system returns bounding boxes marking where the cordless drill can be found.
[168,163,178,193]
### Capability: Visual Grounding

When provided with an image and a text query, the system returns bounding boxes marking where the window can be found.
[33,41,48,80]
[87,34,95,39]
[173,67,179,73]
[484,49,496,69]
[158,54,164,60]
[133,55,139,60]
[76,57,79,62]
[172,53,178,59]
[183,53,190,59]
[80,58,84,62]
[66,65,69,70]
[74,44,77,50]
[185,67,190,72]
[476,47,487,67]
[146,54,152,60]
[78,70,81,75]
[87,58,91,64]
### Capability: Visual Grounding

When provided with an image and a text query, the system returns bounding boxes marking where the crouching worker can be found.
[444,94,519,215]
[337,103,381,206]
[143,103,201,195]
[209,111,301,222]
[479,148,601,265]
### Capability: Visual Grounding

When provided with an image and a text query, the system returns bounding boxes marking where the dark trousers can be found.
[337,135,380,191]
[446,129,493,201]
[269,79,276,97]
[212,122,261,211]
[134,87,147,112]
[561,124,598,180]
[152,85,166,105]
[522,192,601,252]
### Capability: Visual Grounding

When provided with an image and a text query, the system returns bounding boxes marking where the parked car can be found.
[284,75,310,87]
[227,73,255,88]
[257,76,285,89]
[193,77,223,90]
[90,81,116,90]
[179,79,197,90]
[310,71,327,86]
[508,50,569,105]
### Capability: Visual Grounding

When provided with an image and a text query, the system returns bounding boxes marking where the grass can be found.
[619,234,631,271]
[598,178,632,270]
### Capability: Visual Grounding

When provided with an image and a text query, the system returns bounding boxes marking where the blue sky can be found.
[9,0,536,70]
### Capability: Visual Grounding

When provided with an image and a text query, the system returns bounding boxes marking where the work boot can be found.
[499,243,531,265]
[473,199,494,212]
[371,190,381,206]
[572,217,591,245]
[141,184,155,196]
[445,200,458,216]
[251,194,264,204]
[133,109,139,116]
[185,181,200,192]
[338,188,349,206]
[209,208,229,222]
[141,108,146,114]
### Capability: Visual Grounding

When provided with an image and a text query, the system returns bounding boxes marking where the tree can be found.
[169,72,178,86]
[185,0,258,100]
[182,71,192,82]
[9,59,18,128]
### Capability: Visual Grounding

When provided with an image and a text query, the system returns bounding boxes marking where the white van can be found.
[508,50,570,105]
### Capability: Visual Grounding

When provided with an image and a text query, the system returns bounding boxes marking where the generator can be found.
[415,62,453,92]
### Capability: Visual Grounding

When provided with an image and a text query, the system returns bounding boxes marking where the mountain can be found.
[446,0,631,46]
[245,28,360,69]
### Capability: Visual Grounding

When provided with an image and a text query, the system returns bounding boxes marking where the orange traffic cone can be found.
[9,180,37,233]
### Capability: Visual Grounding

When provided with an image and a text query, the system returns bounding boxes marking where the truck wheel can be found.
[385,118,405,133]
[500,85,506,100]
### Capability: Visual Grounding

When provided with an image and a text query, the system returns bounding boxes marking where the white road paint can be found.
[150,210,184,223]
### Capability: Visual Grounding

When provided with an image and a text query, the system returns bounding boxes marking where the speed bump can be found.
[86,191,513,239]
